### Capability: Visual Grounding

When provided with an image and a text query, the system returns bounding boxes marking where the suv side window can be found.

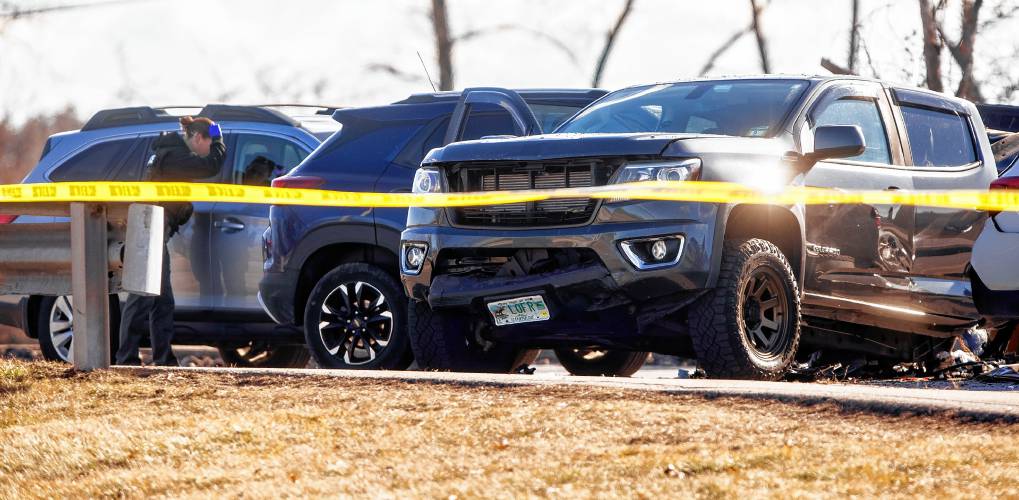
[232,134,309,186]
[461,110,518,141]
[901,106,977,167]
[49,138,135,181]
[109,138,152,181]
[813,98,891,164]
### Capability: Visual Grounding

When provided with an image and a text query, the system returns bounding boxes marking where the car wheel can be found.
[303,263,413,370]
[408,300,538,373]
[688,238,800,380]
[36,295,120,363]
[217,342,310,368]
[554,348,648,377]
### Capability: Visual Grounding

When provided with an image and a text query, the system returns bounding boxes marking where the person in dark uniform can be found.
[115,116,226,366]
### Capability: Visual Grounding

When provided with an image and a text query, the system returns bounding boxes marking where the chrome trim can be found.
[618,235,685,270]
[803,292,926,316]
[400,242,429,275]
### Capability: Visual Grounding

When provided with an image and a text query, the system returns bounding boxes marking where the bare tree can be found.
[748,0,771,73]
[918,0,946,92]
[592,0,636,87]
[699,1,772,75]
[848,0,861,73]
[939,0,985,101]
[431,0,455,91]
[423,0,579,91]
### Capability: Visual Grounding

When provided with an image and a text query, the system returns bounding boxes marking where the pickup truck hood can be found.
[423,133,714,163]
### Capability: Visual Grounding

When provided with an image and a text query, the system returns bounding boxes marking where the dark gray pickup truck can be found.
[400,76,996,379]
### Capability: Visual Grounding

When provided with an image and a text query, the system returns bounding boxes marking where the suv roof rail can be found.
[80,107,180,131]
[80,104,301,132]
[252,103,344,113]
[978,104,1019,133]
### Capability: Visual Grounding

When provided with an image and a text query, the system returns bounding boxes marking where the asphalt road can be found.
[116,364,1019,421]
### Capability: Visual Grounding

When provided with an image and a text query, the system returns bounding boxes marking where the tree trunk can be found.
[749,0,770,73]
[431,0,454,91]
[848,0,860,73]
[918,0,944,92]
[592,0,636,87]
[954,0,984,102]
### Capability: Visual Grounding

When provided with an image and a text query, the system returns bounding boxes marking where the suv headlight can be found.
[412,167,445,193]
[612,158,702,184]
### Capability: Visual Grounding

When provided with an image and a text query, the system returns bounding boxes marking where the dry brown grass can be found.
[2,359,1018,499]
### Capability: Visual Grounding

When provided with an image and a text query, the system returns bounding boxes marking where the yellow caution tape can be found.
[0,181,1016,212]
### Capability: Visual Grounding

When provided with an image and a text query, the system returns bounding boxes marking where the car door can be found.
[799,81,919,331]
[893,89,993,327]
[148,134,228,313]
[374,88,546,251]
[210,131,312,315]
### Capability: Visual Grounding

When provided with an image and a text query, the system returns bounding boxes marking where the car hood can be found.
[422,133,716,163]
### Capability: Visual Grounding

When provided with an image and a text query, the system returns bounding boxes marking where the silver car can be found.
[0,104,339,367]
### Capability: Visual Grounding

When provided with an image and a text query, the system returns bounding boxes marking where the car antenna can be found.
[417,51,438,92]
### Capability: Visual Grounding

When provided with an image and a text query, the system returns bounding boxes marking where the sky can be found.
[0,0,1016,124]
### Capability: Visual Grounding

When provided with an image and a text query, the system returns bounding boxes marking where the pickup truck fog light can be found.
[619,236,685,270]
[401,243,428,275]
[651,239,668,261]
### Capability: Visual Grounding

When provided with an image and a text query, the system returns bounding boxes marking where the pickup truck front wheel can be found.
[409,301,538,373]
[689,238,800,380]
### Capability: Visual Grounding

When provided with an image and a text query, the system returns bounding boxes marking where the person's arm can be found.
[161,135,227,180]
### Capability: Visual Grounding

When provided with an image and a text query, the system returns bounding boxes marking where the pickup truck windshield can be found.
[557,80,808,137]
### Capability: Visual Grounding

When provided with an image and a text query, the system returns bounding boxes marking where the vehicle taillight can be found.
[271,176,325,189]
[988,177,1019,217]
[0,215,18,224]
[990,177,1019,190]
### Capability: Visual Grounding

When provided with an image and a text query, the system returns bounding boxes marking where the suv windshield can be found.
[557,79,809,137]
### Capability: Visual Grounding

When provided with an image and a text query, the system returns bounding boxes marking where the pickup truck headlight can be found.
[612,159,702,184]
[412,167,445,194]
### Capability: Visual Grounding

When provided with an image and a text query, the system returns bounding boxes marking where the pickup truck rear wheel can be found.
[303,263,413,370]
[409,300,538,373]
[554,348,648,377]
[689,238,800,380]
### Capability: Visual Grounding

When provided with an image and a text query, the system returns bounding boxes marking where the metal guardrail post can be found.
[70,202,111,370]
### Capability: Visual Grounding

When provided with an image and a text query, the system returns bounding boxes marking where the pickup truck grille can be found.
[450,160,615,227]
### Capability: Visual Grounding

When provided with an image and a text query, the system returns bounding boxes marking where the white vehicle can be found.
[970,130,1019,318]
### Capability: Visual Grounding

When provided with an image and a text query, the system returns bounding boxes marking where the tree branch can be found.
[821,58,854,75]
[748,0,770,73]
[699,25,751,75]
[592,0,636,87]
[454,24,580,67]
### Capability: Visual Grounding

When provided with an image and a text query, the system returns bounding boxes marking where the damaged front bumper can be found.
[401,219,716,346]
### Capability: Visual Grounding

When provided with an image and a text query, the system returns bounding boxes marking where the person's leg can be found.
[149,243,178,366]
[115,294,151,365]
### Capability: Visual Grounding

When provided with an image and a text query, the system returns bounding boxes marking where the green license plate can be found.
[487,295,550,326]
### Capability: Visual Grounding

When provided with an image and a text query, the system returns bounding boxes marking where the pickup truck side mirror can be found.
[810,125,866,161]
[788,125,866,174]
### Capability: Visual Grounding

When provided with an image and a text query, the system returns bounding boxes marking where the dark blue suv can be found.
[259,88,606,369]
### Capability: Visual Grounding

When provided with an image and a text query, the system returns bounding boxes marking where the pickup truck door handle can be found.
[214,218,246,232]
[885,186,902,191]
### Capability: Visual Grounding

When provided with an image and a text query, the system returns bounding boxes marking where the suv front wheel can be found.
[303,263,413,370]
[409,300,539,373]
[689,238,800,380]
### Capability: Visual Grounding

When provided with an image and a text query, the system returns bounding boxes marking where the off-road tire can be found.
[303,263,413,370]
[554,348,649,377]
[218,343,310,368]
[37,295,120,363]
[689,238,800,380]
[409,300,539,373]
